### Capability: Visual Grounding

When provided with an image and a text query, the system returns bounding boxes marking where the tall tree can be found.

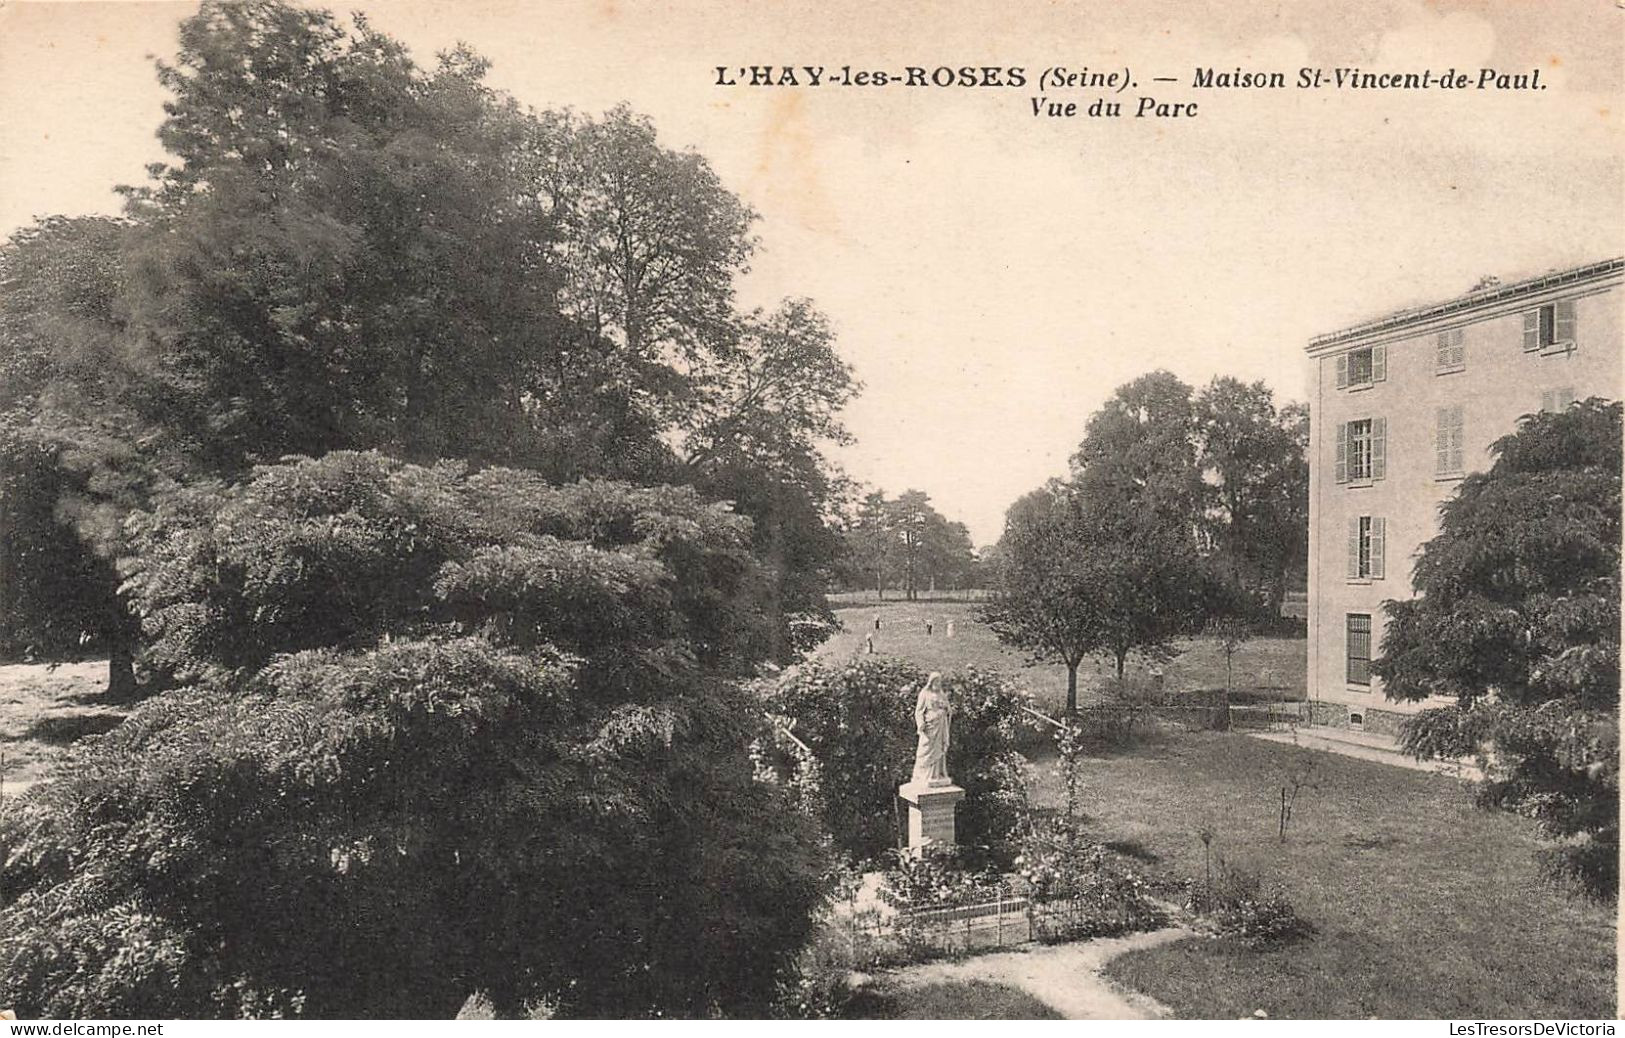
[982,484,1098,712]
[1069,369,1209,548]
[119,2,571,471]
[1374,400,1620,899]
[0,217,154,694]
[1194,377,1309,613]
[984,483,1212,711]
[536,111,854,649]
[841,490,899,597]
[535,103,757,424]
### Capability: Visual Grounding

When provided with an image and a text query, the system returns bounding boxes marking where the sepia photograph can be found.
[0,0,1620,1023]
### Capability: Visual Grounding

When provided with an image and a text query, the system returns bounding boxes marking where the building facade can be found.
[1304,258,1623,735]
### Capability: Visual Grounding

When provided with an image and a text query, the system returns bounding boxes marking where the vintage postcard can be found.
[0,0,1619,1024]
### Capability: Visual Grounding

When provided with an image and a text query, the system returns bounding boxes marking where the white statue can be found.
[911,672,952,786]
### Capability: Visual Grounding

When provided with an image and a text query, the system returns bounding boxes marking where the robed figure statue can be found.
[911,672,952,786]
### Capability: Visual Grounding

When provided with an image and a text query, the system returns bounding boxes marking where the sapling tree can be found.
[1205,616,1253,696]
[1276,750,1324,842]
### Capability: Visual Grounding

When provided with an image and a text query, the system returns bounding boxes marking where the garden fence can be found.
[838,886,1155,959]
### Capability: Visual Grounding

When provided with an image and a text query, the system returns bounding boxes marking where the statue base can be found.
[898,780,965,855]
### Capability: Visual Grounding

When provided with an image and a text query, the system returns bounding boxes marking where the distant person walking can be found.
[865,634,875,655]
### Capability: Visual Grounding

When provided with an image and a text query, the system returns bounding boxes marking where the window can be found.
[1336,417,1385,483]
[1349,711,1365,729]
[1347,516,1385,580]
[1347,614,1372,686]
[1436,327,1465,372]
[1523,300,1576,352]
[1541,387,1576,413]
[1435,406,1464,476]
[1336,344,1387,390]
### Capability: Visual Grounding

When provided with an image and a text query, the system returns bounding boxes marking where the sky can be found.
[2,0,1621,545]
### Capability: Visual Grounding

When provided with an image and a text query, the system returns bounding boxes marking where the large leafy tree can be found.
[1,452,827,1018]
[120,2,573,471]
[1374,400,1621,899]
[536,110,858,650]
[2,1,860,685]
[0,3,594,692]
[1069,370,1210,547]
[0,217,156,693]
[1194,377,1309,614]
[536,102,756,408]
[983,482,1212,712]
[836,488,975,598]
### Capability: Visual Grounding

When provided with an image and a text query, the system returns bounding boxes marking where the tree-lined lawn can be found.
[817,601,1305,717]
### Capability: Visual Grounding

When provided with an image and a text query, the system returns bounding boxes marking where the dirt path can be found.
[865,926,1194,1019]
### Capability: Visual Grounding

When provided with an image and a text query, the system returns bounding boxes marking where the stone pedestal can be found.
[898,780,965,854]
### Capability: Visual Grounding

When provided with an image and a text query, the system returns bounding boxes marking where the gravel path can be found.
[865,926,1194,1019]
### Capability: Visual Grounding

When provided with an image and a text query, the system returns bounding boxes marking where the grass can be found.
[0,659,123,797]
[817,600,1306,718]
[1048,732,1617,1019]
[842,979,1062,1019]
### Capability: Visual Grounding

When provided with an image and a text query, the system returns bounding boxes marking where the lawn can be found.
[842,979,1062,1019]
[818,600,1306,717]
[1044,732,1618,1019]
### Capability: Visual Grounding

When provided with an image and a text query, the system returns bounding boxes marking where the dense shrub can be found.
[760,660,1034,864]
[880,846,1007,910]
[1015,821,1164,940]
[1,453,828,1018]
[1185,864,1315,948]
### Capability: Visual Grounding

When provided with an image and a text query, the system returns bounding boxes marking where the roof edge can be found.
[1306,257,1625,352]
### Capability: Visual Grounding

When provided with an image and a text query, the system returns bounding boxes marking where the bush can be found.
[2,453,829,1019]
[1015,820,1164,940]
[760,661,1035,865]
[1185,864,1315,948]
[880,846,1007,910]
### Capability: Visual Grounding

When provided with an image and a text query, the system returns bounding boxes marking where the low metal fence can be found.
[1227,702,1309,731]
[839,887,1161,958]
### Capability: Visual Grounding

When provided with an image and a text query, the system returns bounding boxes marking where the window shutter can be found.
[1335,422,1348,483]
[1336,354,1348,389]
[1437,327,1465,369]
[1559,387,1575,410]
[1347,518,1361,579]
[1370,518,1385,580]
[1372,344,1387,382]
[1554,299,1576,344]
[1371,417,1387,479]
[1448,407,1464,473]
[1541,389,1555,413]
[1522,310,1540,351]
[1435,408,1452,473]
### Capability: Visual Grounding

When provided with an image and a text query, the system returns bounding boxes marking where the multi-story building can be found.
[1304,257,1623,735]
